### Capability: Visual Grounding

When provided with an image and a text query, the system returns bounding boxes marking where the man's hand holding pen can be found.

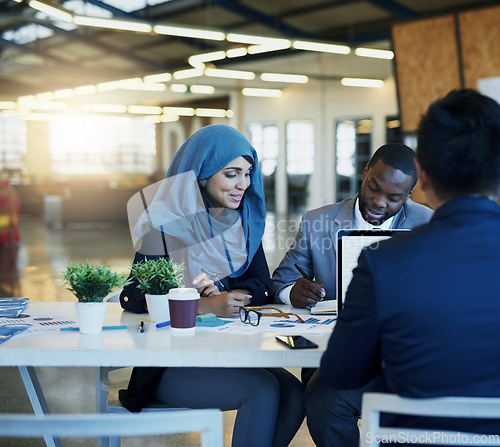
[290,278,326,308]
[291,263,326,308]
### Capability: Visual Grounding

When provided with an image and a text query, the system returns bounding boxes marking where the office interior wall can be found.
[392,4,500,133]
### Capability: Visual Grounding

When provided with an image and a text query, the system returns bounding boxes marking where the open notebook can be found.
[336,229,409,313]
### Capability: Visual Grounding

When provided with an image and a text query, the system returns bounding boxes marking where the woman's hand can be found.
[198,291,251,318]
[193,272,220,297]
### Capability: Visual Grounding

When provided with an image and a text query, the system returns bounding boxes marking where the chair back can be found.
[360,392,500,446]
[0,411,223,446]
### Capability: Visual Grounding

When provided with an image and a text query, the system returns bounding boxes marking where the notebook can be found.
[336,229,409,313]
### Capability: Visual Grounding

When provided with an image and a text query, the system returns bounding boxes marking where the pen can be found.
[294,263,311,281]
[214,274,231,292]
[60,325,128,332]
[156,320,171,328]
[139,321,144,333]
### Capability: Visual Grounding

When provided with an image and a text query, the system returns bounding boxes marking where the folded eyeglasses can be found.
[239,306,305,326]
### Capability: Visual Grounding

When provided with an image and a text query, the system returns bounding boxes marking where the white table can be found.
[1,302,330,368]
[1,301,333,447]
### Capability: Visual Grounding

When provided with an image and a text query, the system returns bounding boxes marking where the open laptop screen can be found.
[336,229,409,313]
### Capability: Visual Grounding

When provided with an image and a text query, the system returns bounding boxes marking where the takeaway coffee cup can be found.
[167,288,200,335]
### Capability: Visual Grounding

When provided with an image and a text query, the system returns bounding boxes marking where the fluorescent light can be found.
[161,115,179,122]
[154,25,225,41]
[86,104,127,113]
[195,108,227,118]
[173,68,204,80]
[242,88,282,98]
[341,78,384,88]
[128,105,162,115]
[247,42,291,55]
[74,85,97,95]
[73,16,152,33]
[36,92,55,101]
[97,81,120,92]
[260,73,308,83]
[355,47,394,60]
[226,47,248,58]
[54,89,75,99]
[190,85,215,94]
[29,0,73,22]
[28,101,67,110]
[227,33,288,46]
[293,40,350,55]
[170,84,188,93]
[189,51,226,68]
[119,80,166,91]
[0,101,16,110]
[205,68,255,80]
[163,106,195,116]
[144,73,172,83]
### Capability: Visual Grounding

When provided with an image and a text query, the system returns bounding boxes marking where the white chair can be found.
[360,392,500,446]
[0,411,223,446]
[98,290,191,447]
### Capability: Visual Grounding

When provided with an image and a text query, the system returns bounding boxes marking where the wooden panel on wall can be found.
[459,5,500,89]
[392,16,462,133]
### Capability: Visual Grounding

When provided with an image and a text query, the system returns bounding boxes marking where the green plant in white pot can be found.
[129,257,184,324]
[63,261,128,334]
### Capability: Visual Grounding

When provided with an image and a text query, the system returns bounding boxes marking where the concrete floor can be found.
[0,217,316,447]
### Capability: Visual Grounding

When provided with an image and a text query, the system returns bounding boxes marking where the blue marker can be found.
[156,320,171,328]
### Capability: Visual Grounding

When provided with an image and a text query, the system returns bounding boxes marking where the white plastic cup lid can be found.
[167,288,200,300]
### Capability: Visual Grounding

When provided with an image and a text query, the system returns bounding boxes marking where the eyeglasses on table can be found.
[239,306,305,326]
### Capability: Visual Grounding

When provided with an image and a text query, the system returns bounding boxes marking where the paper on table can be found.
[0,297,29,318]
[0,324,31,344]
[0,312,77,336]
[197,315,336,335]
[307,300,337,315]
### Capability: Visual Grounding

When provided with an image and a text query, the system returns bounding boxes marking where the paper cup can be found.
[168,288,200,335]
[145,294,170,324]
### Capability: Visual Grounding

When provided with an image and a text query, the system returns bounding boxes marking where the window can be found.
[286,120,314,213]
[248,123,278,211]
[49,115,156,175]
[0,116,27,172]
[335,118,372,202]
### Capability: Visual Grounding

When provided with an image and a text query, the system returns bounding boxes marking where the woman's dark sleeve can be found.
[228,243,272,305]
[120,228,168,313]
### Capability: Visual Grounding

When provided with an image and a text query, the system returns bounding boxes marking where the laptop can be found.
[336,229,409,313]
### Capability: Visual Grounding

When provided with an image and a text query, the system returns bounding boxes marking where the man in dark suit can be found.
[277,144,433,447]
[320,88,500,444]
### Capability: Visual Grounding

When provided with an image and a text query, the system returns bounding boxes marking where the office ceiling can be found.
[1,0,499,108]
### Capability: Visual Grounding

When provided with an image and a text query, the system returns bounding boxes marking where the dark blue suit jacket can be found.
[320,196,500,434]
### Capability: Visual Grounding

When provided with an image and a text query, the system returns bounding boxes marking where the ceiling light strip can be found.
[73,16,152,33]
[29,0,73,22]
[293,40,350,55]
[260,73,308,83]
[205,68,255,80]
[340,78,384,88]
[355,47,394,60]
[242,88,282,98]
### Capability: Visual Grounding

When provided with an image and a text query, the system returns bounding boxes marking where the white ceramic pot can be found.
[75,302,107,335]
[145,294,170,324]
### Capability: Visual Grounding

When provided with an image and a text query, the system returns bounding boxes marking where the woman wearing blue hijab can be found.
[119,125,304,446]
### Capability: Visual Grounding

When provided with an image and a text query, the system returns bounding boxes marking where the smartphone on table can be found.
[275,335,318,349]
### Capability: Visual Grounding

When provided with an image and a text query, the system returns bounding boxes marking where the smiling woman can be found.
[119,124,305,447]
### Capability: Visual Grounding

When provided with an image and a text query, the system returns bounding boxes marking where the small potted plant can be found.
[63,261,128,334]
[129,257,184,323]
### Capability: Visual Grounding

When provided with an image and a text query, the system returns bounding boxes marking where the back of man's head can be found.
[417,88,500,199]
[367,143,418,189]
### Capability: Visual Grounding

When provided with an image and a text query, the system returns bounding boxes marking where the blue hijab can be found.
[164,124,266,276]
